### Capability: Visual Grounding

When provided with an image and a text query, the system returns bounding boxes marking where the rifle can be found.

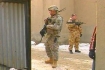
[39,18,51,42]
[40,24,47,37]
[40,18,51,36]
[58,8,66,12]
[75,22,86,26]
[67,21,86,26]
[40,17,56,37]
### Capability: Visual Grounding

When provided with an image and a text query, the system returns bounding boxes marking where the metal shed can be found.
[0,0,31,70]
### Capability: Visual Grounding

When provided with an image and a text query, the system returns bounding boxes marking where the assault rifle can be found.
[67,21,86,26]
[39,18,51,42]
[40,17,56,38]
[35,18,50,45]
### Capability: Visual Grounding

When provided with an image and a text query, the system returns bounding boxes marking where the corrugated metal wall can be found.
[0,2,27,70]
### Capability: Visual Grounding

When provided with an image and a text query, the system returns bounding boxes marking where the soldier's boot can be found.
[69,50,73,54]
[45,57,53,64]
[52,60,57,68]
[75,50,81,53]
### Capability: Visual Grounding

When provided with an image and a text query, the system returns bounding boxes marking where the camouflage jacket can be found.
[67,18,82,34]
[46,14,63,36]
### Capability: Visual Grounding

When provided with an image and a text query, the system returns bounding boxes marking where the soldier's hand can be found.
[44,17,51,24]
[89,50,95,59]
[46,25,54,29]
[44,18,48,24]
[44,19,47,22]
[80,34,82,37]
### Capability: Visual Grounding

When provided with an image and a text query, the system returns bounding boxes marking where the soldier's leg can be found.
[45,38,53,64]
[50,41,59,61]
[69,34,75,54]
[50,37,59,68]
[74,36,81,53]
[45,39,52,58]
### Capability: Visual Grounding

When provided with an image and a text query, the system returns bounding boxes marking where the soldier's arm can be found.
[79,25,82,34]
[67,18,76,28]
[67,23,75,28]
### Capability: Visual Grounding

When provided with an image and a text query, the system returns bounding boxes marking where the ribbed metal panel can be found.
[0,0,28,3]
[0,2,27,69]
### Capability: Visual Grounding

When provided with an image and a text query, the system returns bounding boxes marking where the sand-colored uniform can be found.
[67,18,82,50]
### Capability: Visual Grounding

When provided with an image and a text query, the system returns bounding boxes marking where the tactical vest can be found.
[46,15,63,36]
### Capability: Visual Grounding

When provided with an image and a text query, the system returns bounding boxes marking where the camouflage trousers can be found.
[69,30,80,50]
[45,35,59,61]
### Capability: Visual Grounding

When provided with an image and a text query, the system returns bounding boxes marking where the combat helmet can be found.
[48,5,58,11]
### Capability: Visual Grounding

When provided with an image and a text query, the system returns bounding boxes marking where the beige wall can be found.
[31,0,44,41]
[59,0,74,44]
[31,0,97,43]
[74,0,97,42]
[96,0,105,70]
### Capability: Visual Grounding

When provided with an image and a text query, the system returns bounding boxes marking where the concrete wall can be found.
[31,0,44,41]
[59,0,74,44]
[96,0,105,70]
[31,0,97,43]
[74,0,97,42]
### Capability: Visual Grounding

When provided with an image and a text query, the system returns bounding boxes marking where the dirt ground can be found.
[31,47,92,70]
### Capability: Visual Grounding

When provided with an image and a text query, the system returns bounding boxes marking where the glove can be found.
[80,34,82,37]
[89,50,95,59]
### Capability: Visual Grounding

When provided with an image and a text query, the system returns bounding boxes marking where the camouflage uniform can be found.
[67,18,82,52]
[45,6,63,61]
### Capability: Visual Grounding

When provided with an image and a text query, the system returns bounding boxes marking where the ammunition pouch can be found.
[47,28,59,35]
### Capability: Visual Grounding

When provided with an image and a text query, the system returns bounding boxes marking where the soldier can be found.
[67,14,82,54]
[44,5,63,68]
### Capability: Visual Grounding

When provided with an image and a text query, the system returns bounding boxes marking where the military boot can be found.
[45,57,53,64]
[52,60,57,68]
[69,50,73,54]
[75,50,81,53]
